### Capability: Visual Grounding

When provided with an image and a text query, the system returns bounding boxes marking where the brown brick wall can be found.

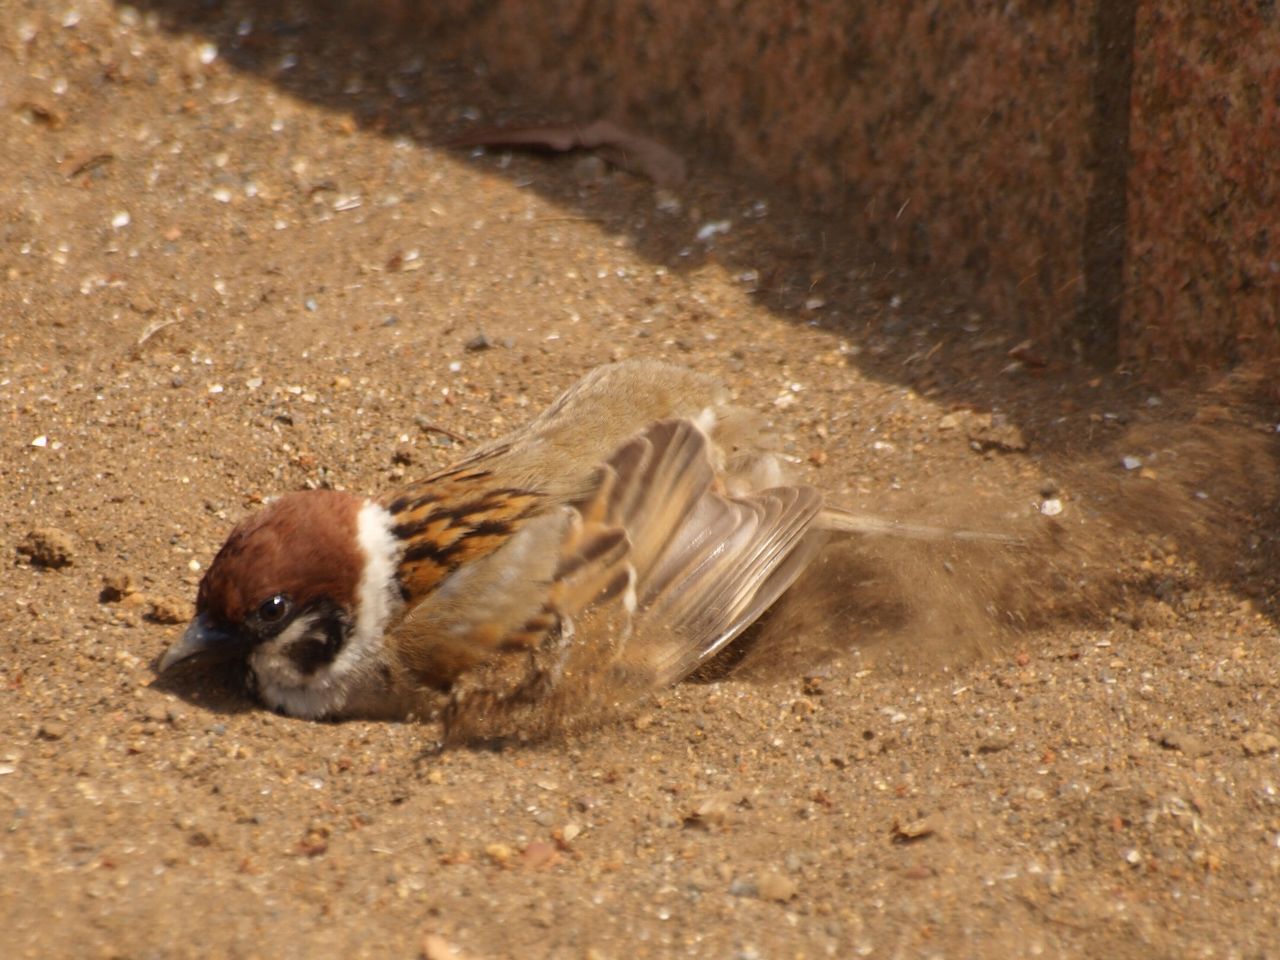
[1125,1,1280,373]
[398,0,1279,376]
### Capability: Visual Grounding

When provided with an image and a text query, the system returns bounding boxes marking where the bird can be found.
[158,359,1011,743]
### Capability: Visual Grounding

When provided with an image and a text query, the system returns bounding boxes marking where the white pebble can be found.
[1040,498,1063,517]
[30,435,48,447]
[695,220,731,241]
[1121,455,1142,470]
[111,211,131,230]
[197,42,218,65]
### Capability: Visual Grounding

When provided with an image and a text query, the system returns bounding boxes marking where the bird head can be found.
[158,490,403,718]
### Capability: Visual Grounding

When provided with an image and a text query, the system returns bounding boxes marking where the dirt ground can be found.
[3,3,1280,958]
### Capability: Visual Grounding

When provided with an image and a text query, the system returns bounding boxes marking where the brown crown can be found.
[196,490,364,626]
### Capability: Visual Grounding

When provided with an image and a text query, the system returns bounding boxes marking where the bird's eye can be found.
[257,594,292,624]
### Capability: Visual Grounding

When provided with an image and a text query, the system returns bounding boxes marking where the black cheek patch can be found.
[283,600,352,676]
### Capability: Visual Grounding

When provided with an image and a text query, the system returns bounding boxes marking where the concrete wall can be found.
[401,0,1278,376]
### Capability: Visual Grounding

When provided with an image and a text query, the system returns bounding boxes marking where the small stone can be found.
[653,188,681,214]
[684,795,733,830]
[892,812,944,842]
[16,528,75,568]
[1242,731,1279,757]
[37,721,67,741]
[147,596,191,625]
[142,703,171,724]
[696,220,732,242]
[422,933,475,960]
[975,737,1012,755]
[484,842,513,865]
[421,934,456,960]
[757,871,798,902]
[100,572,136,603]
[521,841,559,869]
[464,333,492,352]
[967,416,1029,454]
[1157,729,1211,757]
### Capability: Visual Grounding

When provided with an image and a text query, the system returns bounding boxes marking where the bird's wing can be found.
[386,417,825,741]
[590,419,824,687]
[436,359,732,499]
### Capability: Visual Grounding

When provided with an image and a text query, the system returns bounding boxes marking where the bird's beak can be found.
[158,613,236,673]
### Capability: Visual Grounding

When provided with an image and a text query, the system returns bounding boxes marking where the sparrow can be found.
[158,359,1010,742]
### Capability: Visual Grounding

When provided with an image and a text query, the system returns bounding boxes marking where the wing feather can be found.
[391,412,827,741]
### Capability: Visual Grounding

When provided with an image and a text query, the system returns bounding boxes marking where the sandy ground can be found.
[3,3,1280,958]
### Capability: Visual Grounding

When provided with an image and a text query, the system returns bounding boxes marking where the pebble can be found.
[975,737,1013,755]
[142,703,172,724]
[100,572,136,603]
[685,795,733,830]
[696,220,731,241]
[484,842,513,865]
[967,416,1029,453]
[521,841,559,869]
[757,871,798,902]
[892,813,943,842]
[1241,731,1279,757]
[16,528,75,568]
[1040,497,1064,516]
[147,596,191,625]
[37,721,68,741]
[653,188,682,214]
[1157,729,1211,757]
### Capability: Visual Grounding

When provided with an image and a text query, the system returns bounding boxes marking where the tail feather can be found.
[817,506,1024,545]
